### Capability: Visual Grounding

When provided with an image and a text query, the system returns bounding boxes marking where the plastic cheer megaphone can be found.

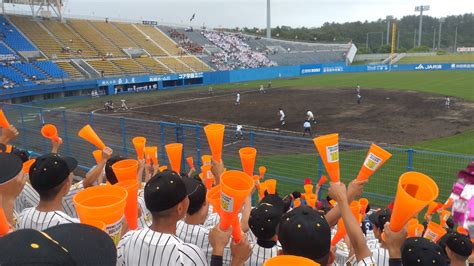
[0,109,10,129]
[92,150,102,164]
[186,156,195,170]
[356,143,392,181]
[407,223,424,238]
[204,124,225,162]
[306,194,317,209]
[0,208,10,237]
[41,124,62,144]
[112,159,138,182]
[22,159,36,174]
[317,175,328,187]
[132,137,146,160]
[439,210,452,227]
[359,198,369,218]
[331,201,361,246]
[259,166,266,179]
[219,170,254,242]
[423,221,446,243]
[165,143,183,174]
[388,172,439,233]
[115,180,139,230]
[263,255,320,266]
[313,134,340,183]
[78,124,106,150]
[145,146,158,166]
[239,147,257,177]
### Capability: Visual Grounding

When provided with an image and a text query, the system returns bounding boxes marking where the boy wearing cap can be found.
[445,232,472,266]
[117,171,207,265]
[0,153,27,226]
[16,153,80,231]
[364,208,391,266]
[246,194,285,265]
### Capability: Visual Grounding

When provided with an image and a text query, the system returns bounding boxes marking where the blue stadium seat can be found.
[34,61,69,79]
[0,42,16,56]
[12,62,48,80]
[0,65,31,85]
[0,16,36,51]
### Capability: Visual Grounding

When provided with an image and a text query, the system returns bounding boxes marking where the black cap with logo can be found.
[29,153,77,192]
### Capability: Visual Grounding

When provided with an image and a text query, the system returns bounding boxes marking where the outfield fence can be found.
[3,103,473,207]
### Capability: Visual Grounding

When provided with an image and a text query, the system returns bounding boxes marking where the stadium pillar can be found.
[386,16,393,45]
[415,5,430,47]
[454,26,458,53]
[107,85,115,95]
[438,18,445,50]
[266,0,271,38]
[432,28,436,50]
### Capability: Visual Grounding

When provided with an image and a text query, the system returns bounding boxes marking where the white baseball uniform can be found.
[245,242,281,266]
[16,208,79,231]
[236,93,241,104]
[307,111,314,120]
[138,190,152,229]
[117,228,207,266]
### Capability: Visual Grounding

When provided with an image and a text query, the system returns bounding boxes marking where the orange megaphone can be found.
[259,166,266,179]
[132,137,146,160]
[78,124,106,150]
[41,124,62,144]
[457,226,469,236]
[306,194,317,209]
[356,143,392,181]
[294,198,301,208]
[388,172,439,233]
[425,201,443,218]
[423,221,446,242]
[439,210,451,227]
[239,147,257,177]
[304,184,314,196]
[264,179,277,195]
[165,143,183,174]
[207,184,222,213]
[186,156,195,170]
[313,134,340,183]
[92,150,102,164]
[263,255,320,266]
[407,218,419,227]
[0,208,10,237]
[159,166,168,172]
[317,175,328,187]
[331,218,346,246]
[258,181,268,199]
[83,220,106,231]
[115,179,139,230]
[359,198,369,217]
[219,170,254,242]
[407,223,424,238]
[442,198,453,209]
[22,159,36,174]
[112,159,138,182]
[201,155,212,166]
[0,109,10,128]
[145,146,158,165]
[204,124,225,162]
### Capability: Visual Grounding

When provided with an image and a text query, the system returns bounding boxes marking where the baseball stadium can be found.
[0,0,473,265]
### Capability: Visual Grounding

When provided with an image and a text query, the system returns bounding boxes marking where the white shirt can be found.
[236,125,243,131]
[304,121,311,128]
[117,228,207,266]
[307,111,314,119]
[279,110,285,119]
[138,190,152,229]
[16,208,79,231]
[236,93,240,101]
[176,220,231,264]
[245,242,281,266]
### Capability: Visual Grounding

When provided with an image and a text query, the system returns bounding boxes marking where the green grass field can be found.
[397,53,474,64]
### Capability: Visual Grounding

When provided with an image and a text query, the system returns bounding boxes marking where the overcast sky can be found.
[6,0,474,28]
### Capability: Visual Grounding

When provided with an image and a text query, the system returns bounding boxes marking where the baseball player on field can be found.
[259,85,265,94]
[306,110,316,124]
[236,92,241,105]
[278,108,285,126]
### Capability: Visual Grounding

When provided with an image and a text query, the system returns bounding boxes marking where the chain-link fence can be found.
[3,103,473,207]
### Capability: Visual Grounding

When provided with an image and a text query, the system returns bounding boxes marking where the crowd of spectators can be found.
[168,28,204,55]
[202,31,276,70]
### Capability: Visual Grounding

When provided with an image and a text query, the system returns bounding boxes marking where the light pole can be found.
[386,15,393,45]
[432,27,436,50]
[415,5,430,46]
[397,29,400,49]
[266,0,271,38]
[454,26,458,52]
[413,29,417,48]
[438,17,445,50]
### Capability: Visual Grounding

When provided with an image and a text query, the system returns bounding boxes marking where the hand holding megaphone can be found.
[382,222,407,256]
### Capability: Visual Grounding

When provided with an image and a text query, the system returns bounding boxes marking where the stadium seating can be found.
[0,42,16,58]
[55,61,83,78]
[41,19,98,58]
[34,61,69,79]
[90,21,139,49]
[111,59,147,75]
[135,57,171,74]
[0,16,37,51]
[113,23,167,56]
[179,56,213,72]
[157,57,193,73]
[0,65,33,85]
[12,62,47,80]
[8,16,65,59]
[135,24,182,55]
[86,59,122,76]
[67,20,126,57]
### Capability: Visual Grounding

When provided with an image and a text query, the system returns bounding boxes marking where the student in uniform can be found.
[278,108,285,126]
[16,153,80,231]
[236,92,241,105]
[444,232,472,266]
[117,170,207,265]
[235,124,243,139]
[303,120,312,137]
[0,153,27,227]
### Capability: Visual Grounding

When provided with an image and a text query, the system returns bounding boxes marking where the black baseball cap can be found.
[144,170,187,212]
[368,208,391,229]
[29,153,77,192]
[249,194,285,241]
[104,155,125,185]
[0,152,23,185]
[182,176,207,215]
[44,223,117,265]
[278,205,331,262]
[401,237,445,266]
[446,232,472,257]
[0,229,75,265]
[11,147,29,162]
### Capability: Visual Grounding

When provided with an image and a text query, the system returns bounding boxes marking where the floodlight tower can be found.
[266,0,271,38]
[438,17,445,50]
[415,5,430,47]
